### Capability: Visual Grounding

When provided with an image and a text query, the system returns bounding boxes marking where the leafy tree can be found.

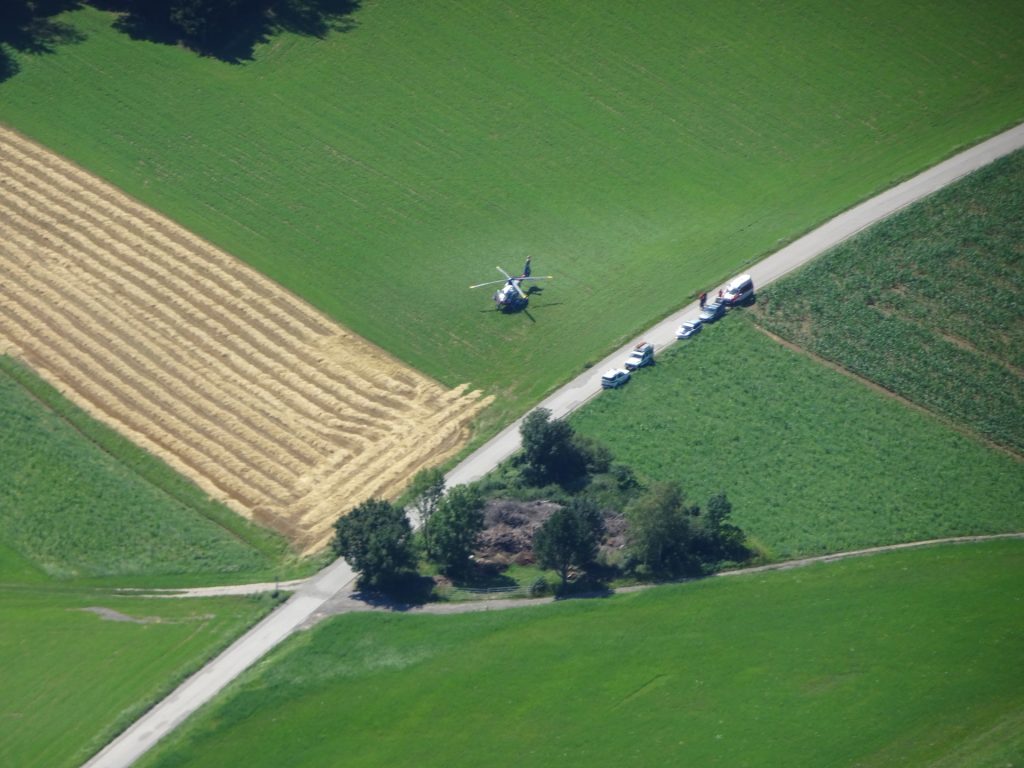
[574,433,612,475]
[427,485,485,577]
[519,408,587,486]
[625,482,700,578]
[408,467,445,557]
[534,497,604,587]
[699,492,748,563]
[332,498,414,589]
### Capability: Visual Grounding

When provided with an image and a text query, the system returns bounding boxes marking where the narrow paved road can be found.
[83,122,1024,768]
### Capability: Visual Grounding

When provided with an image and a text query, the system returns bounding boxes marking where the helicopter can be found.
[469,257,553,312]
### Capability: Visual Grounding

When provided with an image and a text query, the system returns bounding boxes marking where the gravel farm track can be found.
[0,125,490,553]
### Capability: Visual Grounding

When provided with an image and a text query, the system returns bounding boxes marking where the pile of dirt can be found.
[474,498,629,566]
[475,499,560,566]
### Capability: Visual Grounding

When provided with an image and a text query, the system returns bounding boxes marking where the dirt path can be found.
[149,533,1024,619]
[0,126,491,553]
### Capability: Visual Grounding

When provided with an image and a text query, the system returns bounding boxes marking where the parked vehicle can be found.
[699,299,727,322]
[601,368,631,389]
[675,319,702,339]
[624,342,655,370]
[722,273,755,306]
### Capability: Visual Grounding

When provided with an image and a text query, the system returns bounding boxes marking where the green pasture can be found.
[0,587,276,768]
[1,2,1022,426]
[571,318,1024,559]
[755,149,1024,454]
[0,356,316,585]
[140,540,1024,768]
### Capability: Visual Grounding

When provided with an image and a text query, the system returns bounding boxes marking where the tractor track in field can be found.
[0,125,492,553]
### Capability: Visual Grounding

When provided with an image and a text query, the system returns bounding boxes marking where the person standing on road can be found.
[699,291,707,309]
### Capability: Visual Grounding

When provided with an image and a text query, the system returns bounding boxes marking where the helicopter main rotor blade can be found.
[517,275,553,282]
[469,279,508,289]
[496,266,514,281]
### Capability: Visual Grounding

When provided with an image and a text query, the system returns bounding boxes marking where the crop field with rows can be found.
[753,150,1024,454]
[570,318,1024,559]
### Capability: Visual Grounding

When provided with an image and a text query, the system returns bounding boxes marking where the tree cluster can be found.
[333,410,751,597]
[334,472,486,591]
[626,483,749,579]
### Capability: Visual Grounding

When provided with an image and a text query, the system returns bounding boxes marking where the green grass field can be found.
[1,1,1022,424]
[570,318,1024,559]
[0,587,277,768]
[0,355,317,584]
[754,149,1024,454]
[0,356,299,767]
[138,540,1024,768]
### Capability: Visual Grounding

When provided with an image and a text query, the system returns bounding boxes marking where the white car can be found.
[676,319,702,339]
[600,368,631,389]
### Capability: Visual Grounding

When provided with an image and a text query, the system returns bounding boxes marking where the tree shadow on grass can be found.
[0,1,86,83]
[351,572,436,609]
[107,0,361,64]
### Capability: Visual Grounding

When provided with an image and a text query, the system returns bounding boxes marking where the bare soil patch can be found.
[77,607,160,624]
[0,126,491,553]
[474,498,627,566]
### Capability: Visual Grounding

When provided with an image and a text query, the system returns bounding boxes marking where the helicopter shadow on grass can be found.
[478,287,563,323]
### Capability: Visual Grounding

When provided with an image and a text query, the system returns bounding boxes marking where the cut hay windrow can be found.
[0,127,491,553]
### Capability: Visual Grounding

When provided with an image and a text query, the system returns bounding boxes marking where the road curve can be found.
[82,122,1024,768]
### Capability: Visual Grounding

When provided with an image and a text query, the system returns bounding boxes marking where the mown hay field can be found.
[138,541,1024,768]
[0,126,489,554]
[1,1,1022,425]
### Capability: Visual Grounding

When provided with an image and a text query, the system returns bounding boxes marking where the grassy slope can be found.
[140,540,1024,768]
[570,318,1024,559]
[753,149,1024,453]
[0,589,276,768]
[1,1,1022,426]
[0,355,315,584]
